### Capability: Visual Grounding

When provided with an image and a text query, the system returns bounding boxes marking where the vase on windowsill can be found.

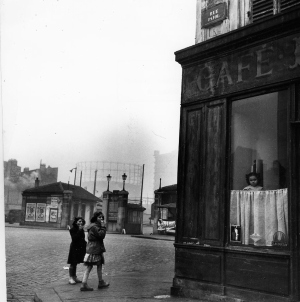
[250,233,263,246]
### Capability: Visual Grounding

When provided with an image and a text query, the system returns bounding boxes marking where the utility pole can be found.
[80,171,82,187]
[74,168,77,185]
[93,170,98,195]
[140,164,145,206]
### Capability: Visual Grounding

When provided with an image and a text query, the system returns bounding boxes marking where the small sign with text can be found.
[202,3,227,28]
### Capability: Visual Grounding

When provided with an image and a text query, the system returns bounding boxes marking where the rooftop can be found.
[22,181,101,202]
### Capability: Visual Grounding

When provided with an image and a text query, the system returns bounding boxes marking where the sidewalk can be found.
[32,234,201,302]
[33,270,200,302]
[7,223,199,301]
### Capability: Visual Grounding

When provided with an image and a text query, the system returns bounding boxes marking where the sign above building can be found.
[201,3,227,28]
[182,33,300,103]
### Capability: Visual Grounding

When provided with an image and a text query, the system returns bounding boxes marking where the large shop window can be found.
[230,91,288,247]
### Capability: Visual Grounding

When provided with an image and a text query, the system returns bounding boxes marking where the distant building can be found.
[4,159,58,213]
[4,159,21,182]
[21,180,100,229]
[151,184,177,234]
[21,162,58,186]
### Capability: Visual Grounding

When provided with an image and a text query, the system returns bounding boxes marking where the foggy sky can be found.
[1,0,196,197]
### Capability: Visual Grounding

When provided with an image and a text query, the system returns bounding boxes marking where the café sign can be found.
[202,3,227,28]
[182,34,300,103]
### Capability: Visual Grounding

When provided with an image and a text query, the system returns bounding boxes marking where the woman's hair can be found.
[245,172,261,185]
[90,211,105,223]
[72,216,86,227]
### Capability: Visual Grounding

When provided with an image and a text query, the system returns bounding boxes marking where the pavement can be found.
[6,223,202,302]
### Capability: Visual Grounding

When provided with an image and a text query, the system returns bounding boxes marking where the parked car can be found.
[5,210,22,224]
[165,226,176,235]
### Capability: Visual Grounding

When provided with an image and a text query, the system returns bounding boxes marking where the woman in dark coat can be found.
[67,216,87,285]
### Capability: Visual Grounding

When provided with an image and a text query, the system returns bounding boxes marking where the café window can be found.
[230,90,288,247]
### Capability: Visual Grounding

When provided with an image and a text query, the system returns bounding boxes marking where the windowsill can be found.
[174,242,290,256]
[226,244,290,256]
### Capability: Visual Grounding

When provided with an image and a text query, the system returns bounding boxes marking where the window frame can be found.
[227,83,293,250]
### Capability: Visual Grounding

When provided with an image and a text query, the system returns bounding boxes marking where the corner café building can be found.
[171,1,300,301]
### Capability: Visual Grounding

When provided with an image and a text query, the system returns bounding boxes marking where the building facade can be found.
[152,184,177,234]
[172,1,300,301]
[102,189,145,235]
[21,181,100,229]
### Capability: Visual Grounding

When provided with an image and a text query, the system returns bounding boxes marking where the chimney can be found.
[35,177,40,188]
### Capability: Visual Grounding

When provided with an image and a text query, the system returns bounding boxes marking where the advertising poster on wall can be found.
[50,209,58,222]
[36,203,46,222]
[50,197,59,208]
[25,203,36,222]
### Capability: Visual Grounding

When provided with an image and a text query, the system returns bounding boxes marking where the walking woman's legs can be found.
[96,264,102,281]
[69,264,76,285]
[73,264,82,283]
[80,265,94,291]
[97,264,109,289]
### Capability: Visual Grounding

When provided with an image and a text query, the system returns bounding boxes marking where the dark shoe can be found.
[98,280,110,289]
[74,276,82,283]
[80,283,93,291]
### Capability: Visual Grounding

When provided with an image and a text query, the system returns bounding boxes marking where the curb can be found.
[6,224,174,241]
[34,288,61,302]
[131,235,174,241]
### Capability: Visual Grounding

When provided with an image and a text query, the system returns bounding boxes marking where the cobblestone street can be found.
[5,226,175,302]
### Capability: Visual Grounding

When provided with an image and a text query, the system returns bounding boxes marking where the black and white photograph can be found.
[1,0,300,301]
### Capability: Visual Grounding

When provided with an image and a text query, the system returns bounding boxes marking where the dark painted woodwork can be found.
[181,107,204,239]
[175,248,221,283]
[225,254,289,295]
[178,100,226,245]
[203,101,226,243]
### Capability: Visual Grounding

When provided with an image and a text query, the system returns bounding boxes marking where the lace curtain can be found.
[230,189,288,246]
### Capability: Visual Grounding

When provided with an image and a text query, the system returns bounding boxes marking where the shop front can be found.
[171,4,300,302]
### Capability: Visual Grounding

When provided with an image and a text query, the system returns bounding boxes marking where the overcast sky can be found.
[1,0,196,196]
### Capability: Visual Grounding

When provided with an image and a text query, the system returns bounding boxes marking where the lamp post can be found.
[122,173,127,191]
[70,167,77,185]
[106,174,112,191]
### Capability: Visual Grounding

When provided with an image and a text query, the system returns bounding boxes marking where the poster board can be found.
[25,203,36,222]
[49,209,58,222]
[50,197,59,208]
[36,203,46,222]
